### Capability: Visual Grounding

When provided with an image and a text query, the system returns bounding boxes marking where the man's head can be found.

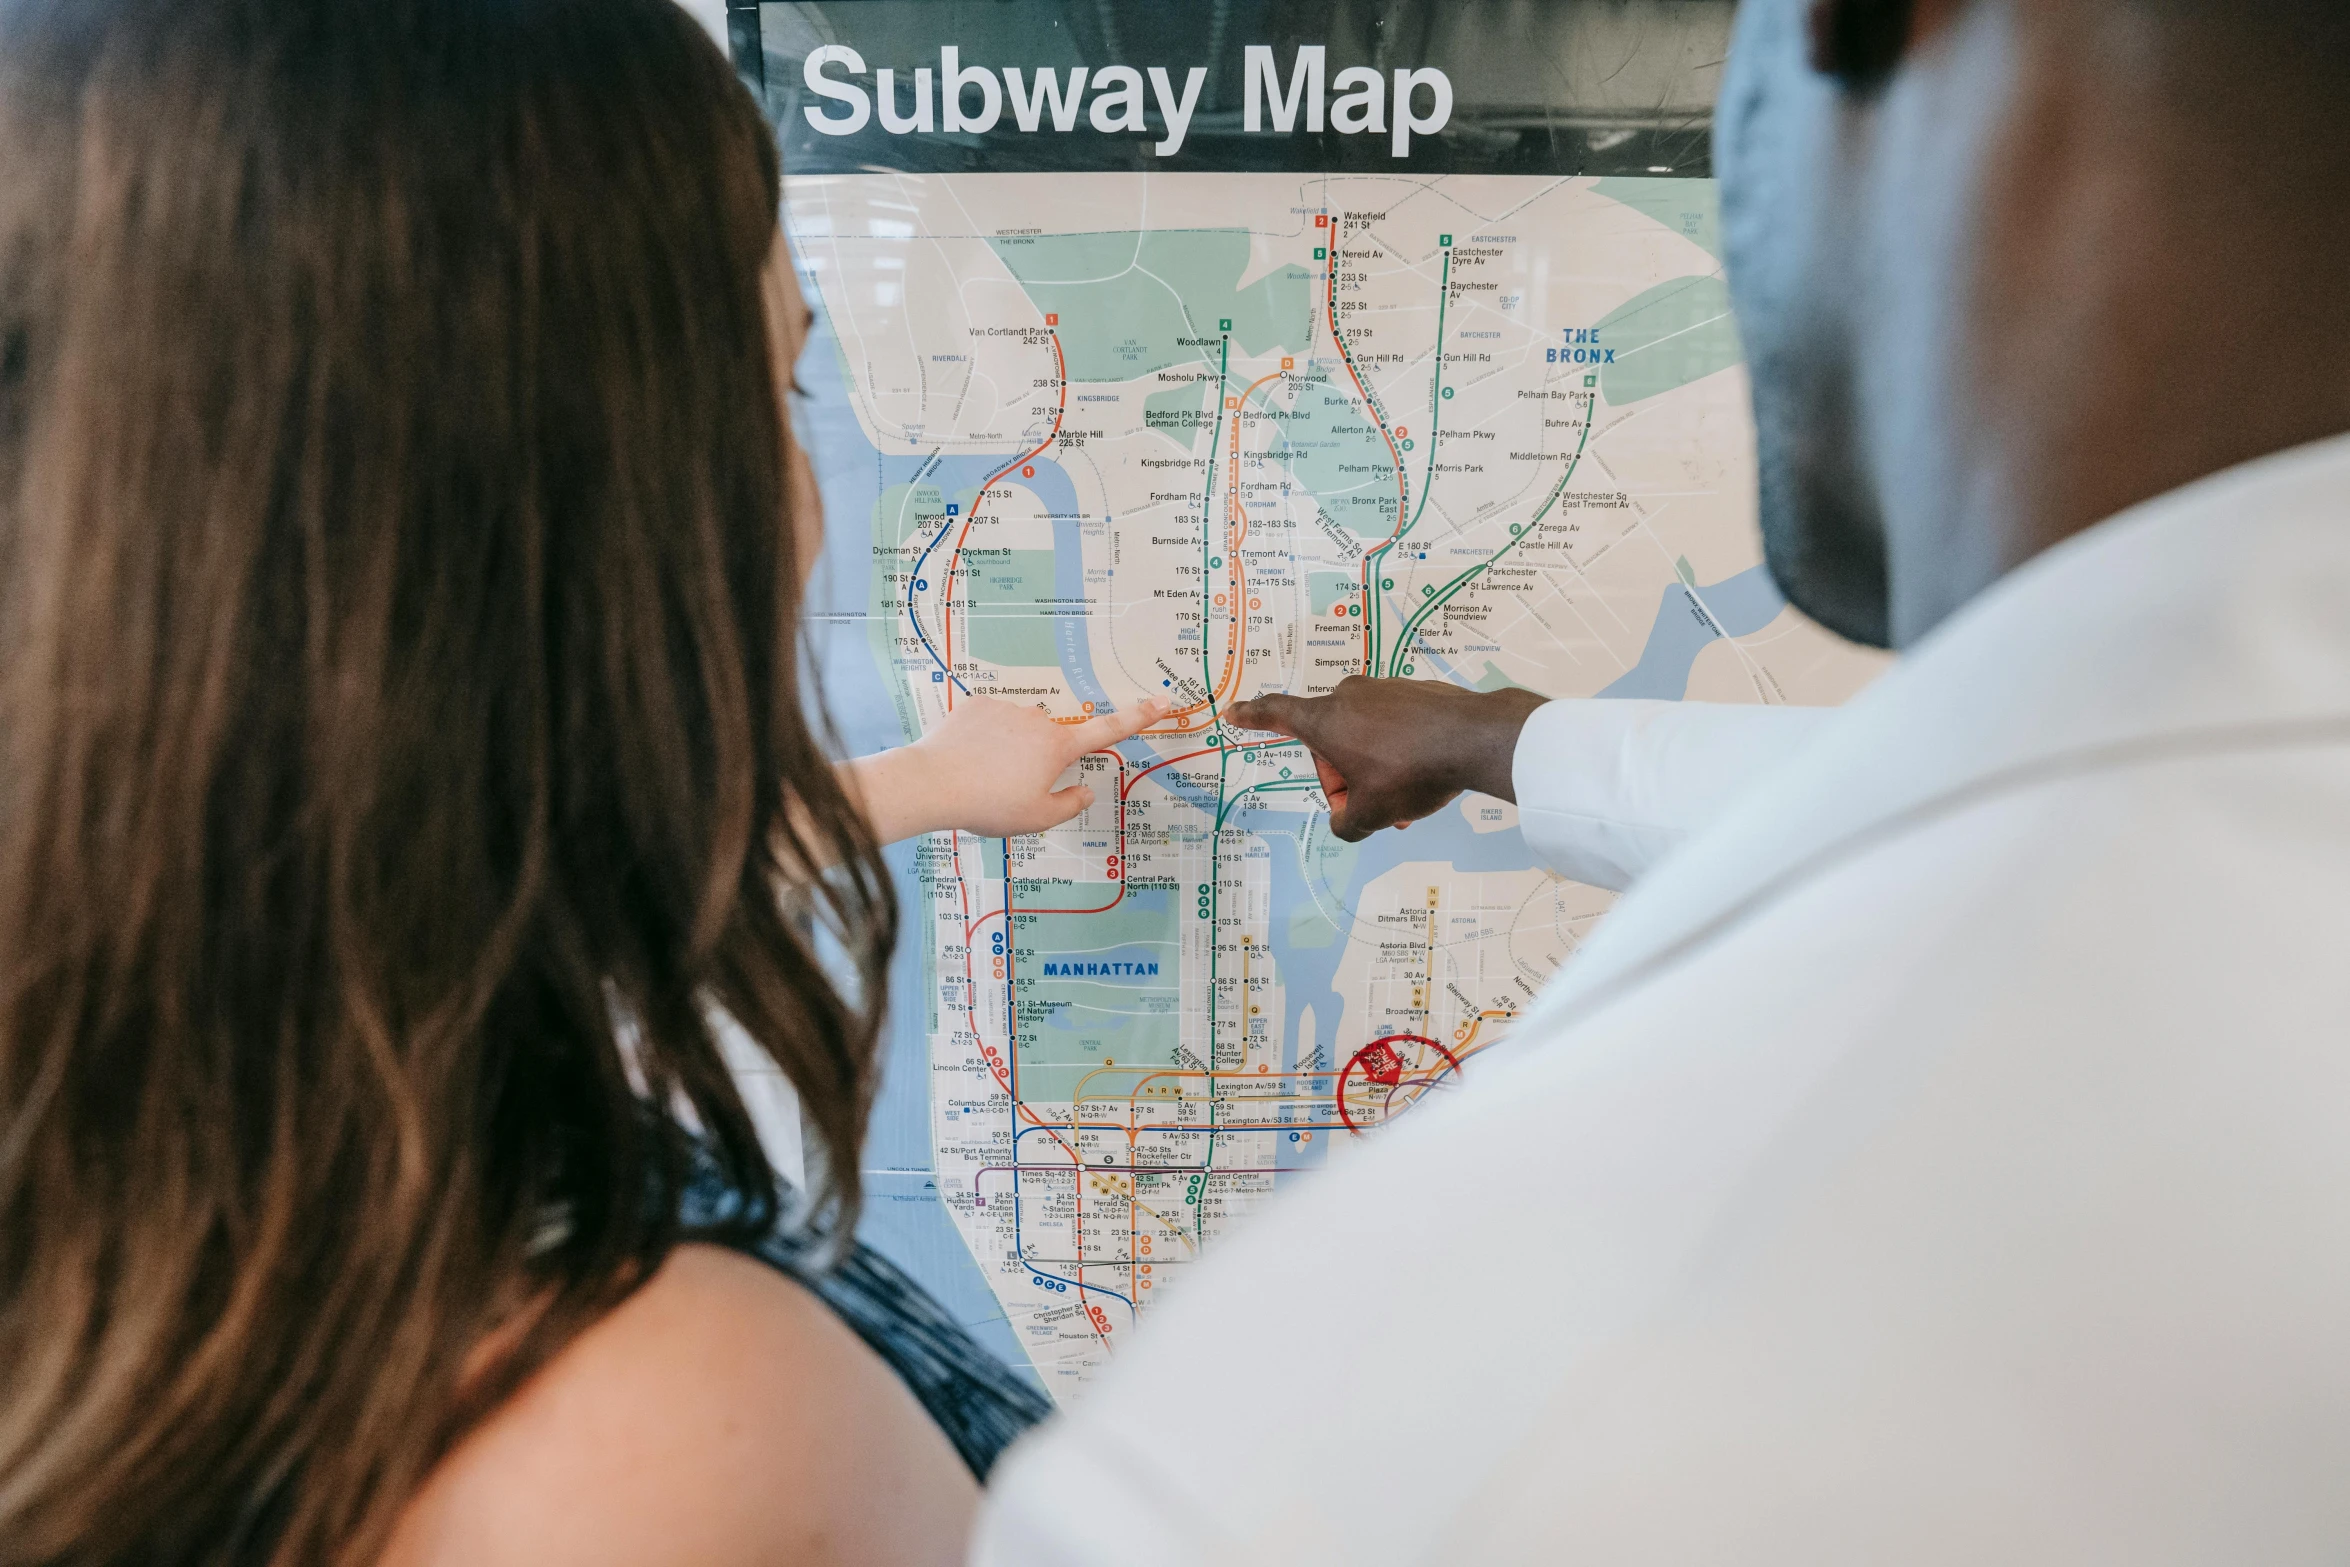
[1720,0,2350,649]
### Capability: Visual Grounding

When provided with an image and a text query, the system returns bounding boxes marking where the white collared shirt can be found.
[974,434,2350,1567]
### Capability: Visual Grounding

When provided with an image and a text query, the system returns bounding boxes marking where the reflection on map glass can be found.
[735,2,1882,1397]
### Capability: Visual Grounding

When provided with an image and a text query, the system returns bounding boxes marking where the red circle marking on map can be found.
[1334,1034,1463,1136]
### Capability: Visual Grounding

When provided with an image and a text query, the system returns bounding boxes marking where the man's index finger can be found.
[1228,691,1321,744]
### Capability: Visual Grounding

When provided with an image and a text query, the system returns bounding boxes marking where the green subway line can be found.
[1191,745,1310,1244]
[1187,743,1242,1245]
[1319,229,1391,664]
[1197,333,1231,720]
[1367,246,1454,671]
[1385,392,1596,678]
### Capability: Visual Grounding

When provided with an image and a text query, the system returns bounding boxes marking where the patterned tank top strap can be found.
[675,1142,1053,1479]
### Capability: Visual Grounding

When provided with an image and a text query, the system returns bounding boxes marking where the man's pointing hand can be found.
[1225,676,1548,843]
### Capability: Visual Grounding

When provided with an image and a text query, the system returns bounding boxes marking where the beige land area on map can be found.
[787,171,1882,1388]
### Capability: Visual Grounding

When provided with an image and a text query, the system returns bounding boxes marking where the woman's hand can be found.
[843,695,1168,845]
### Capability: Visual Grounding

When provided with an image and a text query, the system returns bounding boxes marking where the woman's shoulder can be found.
[382,1243,979,1567]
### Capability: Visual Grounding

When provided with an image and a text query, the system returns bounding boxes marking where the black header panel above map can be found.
[731,0,1728,177]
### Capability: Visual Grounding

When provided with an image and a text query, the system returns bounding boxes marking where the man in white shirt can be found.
[975,0,2350,1561]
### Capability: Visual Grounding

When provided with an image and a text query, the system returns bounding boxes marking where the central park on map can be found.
[783,172,1877,1392]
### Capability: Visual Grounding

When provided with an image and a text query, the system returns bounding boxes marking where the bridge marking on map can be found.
[911,207,1530,1349]
[780,172,1875,1386]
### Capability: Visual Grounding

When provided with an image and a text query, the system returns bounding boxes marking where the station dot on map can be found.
[823,172,1879,1385]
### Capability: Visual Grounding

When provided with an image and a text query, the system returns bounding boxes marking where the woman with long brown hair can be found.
[0,0,1150,1559]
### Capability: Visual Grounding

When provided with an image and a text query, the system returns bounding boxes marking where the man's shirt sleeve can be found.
[1510,699,1837,891]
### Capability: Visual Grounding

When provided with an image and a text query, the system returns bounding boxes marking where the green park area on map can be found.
[988,229,1316,380]
[784,169,1883,1387]
[1010,887,1182,1101]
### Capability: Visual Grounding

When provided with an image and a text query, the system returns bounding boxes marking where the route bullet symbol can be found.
[1045,313,1058,326]
[852,183,1837,1362]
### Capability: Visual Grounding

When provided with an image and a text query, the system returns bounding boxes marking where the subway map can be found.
[785,172,1877,1395]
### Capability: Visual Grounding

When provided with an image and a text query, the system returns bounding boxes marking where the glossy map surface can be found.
[784,172,1878,1394]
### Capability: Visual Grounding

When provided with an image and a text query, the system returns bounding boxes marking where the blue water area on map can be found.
[1242,802,1536,1141]
[790,279,1784,1388]
[1598,565,1785,699]
[836,441,1130,717]
[790,303,1229,1390]
[795,308,1051,1392]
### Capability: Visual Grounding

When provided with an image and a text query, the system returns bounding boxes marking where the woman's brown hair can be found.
[0,0,893,1559]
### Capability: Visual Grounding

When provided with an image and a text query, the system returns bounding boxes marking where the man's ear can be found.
[1805,0,1915,84]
